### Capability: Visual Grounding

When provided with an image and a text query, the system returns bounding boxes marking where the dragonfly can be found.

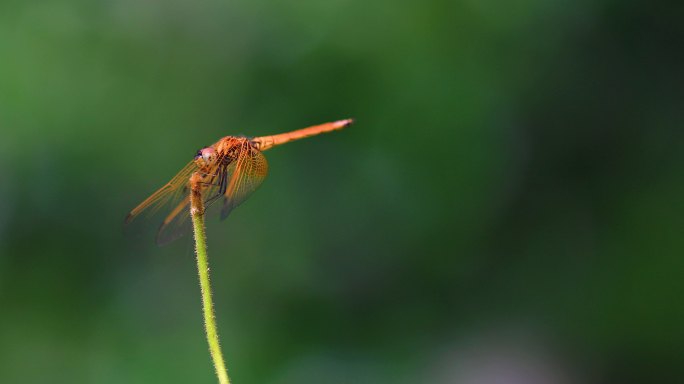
[125,119,353,245]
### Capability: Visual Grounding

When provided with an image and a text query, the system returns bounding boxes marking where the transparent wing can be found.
[125,158,227,246]
[125,142,267,245]
[154,195,192,246]
[125,160,197,225]
[220,142,269,220]
[156,162,226,246]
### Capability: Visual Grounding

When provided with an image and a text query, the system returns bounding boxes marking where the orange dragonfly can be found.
[125,119,353,245]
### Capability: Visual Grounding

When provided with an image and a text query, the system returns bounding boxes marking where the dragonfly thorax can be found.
[215,136,257,162]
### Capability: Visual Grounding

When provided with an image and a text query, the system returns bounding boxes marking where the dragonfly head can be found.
[194,147,217,166]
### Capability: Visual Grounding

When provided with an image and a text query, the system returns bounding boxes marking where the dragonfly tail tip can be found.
[338,118,354,127]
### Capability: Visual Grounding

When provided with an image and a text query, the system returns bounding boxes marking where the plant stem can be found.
[191,183,231,384]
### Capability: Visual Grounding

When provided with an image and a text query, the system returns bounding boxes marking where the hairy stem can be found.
[191,183,231,384]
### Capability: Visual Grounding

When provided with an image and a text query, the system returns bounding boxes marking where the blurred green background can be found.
[0,1,682,383]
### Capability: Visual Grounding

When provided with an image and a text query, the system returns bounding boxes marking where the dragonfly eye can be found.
[196,147,217,163]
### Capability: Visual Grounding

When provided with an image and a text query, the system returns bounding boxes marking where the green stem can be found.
[191,186,231,384]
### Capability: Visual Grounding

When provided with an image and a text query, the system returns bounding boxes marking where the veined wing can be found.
[220,142,269,220]
[124,158,221,245]
[125,142,268,244]
[155,178,222,246]
[155,158,227,245]
[156,143,266,243]
[125,160,197,225]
